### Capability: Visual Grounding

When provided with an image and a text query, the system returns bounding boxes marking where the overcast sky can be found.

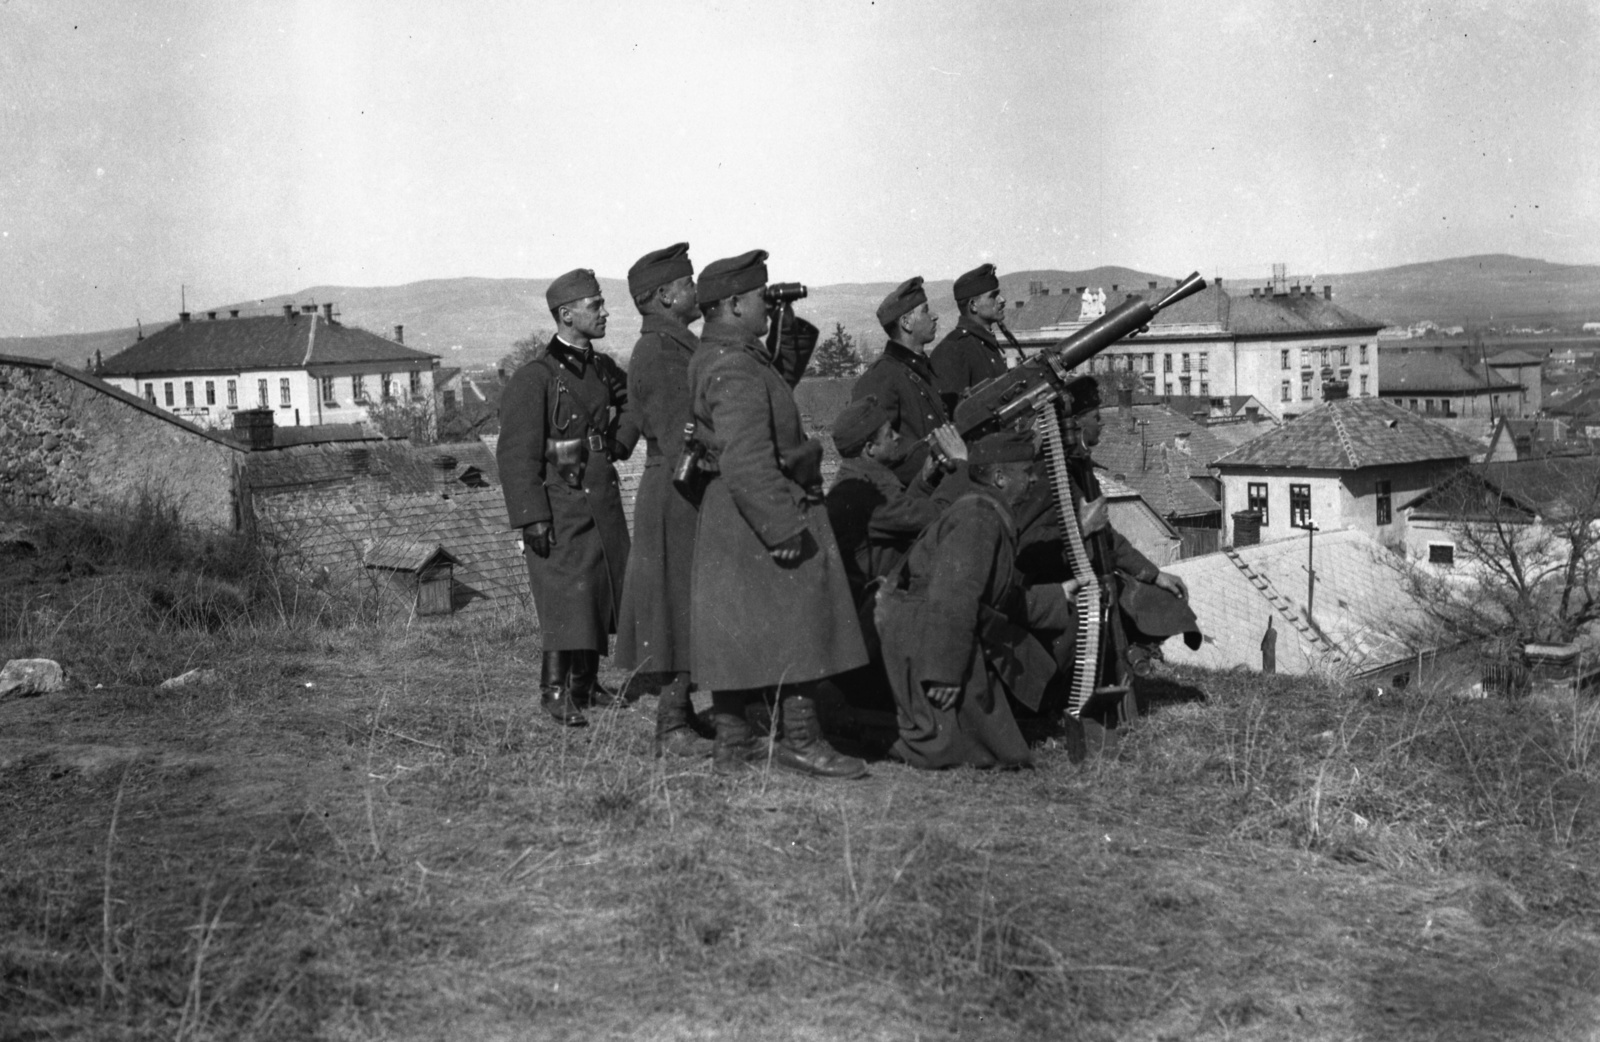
[3,0,1597,336]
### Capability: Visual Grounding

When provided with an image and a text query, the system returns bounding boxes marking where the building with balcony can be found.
[97,304,439,431]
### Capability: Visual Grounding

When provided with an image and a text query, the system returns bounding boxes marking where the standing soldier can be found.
[688,250,869,778]
[498,269,634,727]
[853,276,949,480]
[930,262,1010,413]
[614,243,713,757]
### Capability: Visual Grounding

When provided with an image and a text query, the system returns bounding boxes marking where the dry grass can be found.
[3,502,1600,1040]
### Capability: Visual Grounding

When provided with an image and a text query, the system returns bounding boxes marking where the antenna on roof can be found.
[136,318,143,342]
[180,284,187,313]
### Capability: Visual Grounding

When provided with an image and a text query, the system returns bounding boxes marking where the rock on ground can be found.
[0,659,65,699]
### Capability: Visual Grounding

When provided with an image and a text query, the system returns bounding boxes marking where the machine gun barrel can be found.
[952,271,1208,437]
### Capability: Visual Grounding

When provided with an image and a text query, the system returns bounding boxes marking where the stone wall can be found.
[0,360,245,530]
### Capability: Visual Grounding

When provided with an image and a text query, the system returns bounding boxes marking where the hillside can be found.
[6,255,1599,370]
[3,500,1599,1040]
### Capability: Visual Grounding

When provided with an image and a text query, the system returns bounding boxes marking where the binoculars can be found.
[763,282,807,306]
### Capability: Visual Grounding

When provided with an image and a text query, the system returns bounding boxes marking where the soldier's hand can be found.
[523,522,553,559]
[1154,571,1189,601]
[1078,496,1108,535]
[769,532,804,564]
[925,683,960,710]
[931,424,968,464]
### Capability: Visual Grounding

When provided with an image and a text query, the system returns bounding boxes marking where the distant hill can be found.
[5,255,1597,370]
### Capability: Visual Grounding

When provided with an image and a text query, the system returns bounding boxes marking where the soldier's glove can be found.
[523,521,554,559]
[769,532,804,565]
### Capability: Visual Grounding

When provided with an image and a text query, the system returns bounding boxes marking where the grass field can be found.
[2,502,1599,1041]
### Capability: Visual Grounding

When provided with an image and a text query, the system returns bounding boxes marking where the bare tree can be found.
[1403,458,1600,646]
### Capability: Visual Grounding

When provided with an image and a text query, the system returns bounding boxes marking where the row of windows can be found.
[1279,374,1370,401]
[143,372,424,411]
[1245,480,1392,528]
[1280,345,1370,370]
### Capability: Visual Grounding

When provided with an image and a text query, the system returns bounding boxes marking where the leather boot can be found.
[773,688,868,779]
[655,673,713,759]
[574,650,622,708]
[711,690,763,775]
[540,650,586,727]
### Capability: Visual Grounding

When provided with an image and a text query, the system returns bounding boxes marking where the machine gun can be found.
[951,272,1208,438]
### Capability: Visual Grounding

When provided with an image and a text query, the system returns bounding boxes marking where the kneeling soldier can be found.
[687,250,869,778]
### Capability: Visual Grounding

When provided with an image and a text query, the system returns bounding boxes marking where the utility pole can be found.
[1297,520,1319,623]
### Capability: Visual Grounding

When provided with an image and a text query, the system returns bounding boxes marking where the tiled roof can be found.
[1378,346,1519,394]
[1487,348,1541,366]
[1213,398,1482,470]
[363,538,460,572]
[1008,283,1382,337]
[244,439,502,495]
[256,487,529,614]
[1093,406,1229,518]
[99,313,437,375]
[1545,385,1600,418]
[1162,529,1432,677]
[1404,457,1600,519]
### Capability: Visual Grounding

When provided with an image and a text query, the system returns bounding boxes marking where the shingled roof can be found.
[1093,406,1230,518]
[1378,345,1520,394]
[1213,398,1483,470]
[100,312,437,375]
[1008,283,1381,337]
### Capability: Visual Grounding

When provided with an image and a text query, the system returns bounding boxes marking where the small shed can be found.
[363,538,461,615]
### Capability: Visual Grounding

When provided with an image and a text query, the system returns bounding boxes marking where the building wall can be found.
[2,362,243,529]
[109,363,436,430]
[1105,499,1181,567]
[1489,362,1541,414]
[1377,387,1511,419]
[1219,460,1455,546]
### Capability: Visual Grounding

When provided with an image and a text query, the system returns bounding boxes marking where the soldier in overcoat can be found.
[929,262,1011,414]
[497,268,634,727]
[853,276,950,481]
[687,250,869,778]
[613,243,712,757]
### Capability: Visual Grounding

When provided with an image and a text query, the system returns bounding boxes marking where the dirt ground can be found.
[2,505,1599,1039]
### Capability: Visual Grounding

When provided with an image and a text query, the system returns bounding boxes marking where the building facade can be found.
[98,304,439,431]
[1007,278,1385,421]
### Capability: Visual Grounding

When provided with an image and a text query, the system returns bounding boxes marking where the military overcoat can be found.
[614,314,701,674]
[852,342,947,440]
[688,327,868,690]
[824,455,939,598]
[929,315,1009,410]
[497,338,632,652]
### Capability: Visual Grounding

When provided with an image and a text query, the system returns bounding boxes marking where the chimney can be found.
[497,367,506,381]
[322,303,334,322]
[1323,285,1332,300]
[432,454,458,497]
[300,304,316,314]
[232,408,276,450]
[1148,281,1158,290]
[179,311,191,323]
[393,324,405,344]
[1075,286,1086,294]
[1111,284,1119,292]
[283,304,295,320]
[344,447,371,476]
[1231,509,1263,547]
[1215,277,1223,287]
[1323,378,1349,402]
[94,349,103,373]
[229,309,240,318]
[206,311,217,321]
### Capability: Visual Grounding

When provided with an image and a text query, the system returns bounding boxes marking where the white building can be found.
[1007,278,1385,421]
[98,304,439,431]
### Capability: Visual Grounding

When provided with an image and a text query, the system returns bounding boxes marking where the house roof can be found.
[1487,348,1542,366]
[1130,393,1263,417]
[1213,398,1483,471]
[243,439,501,495]
[362,538,460,572]
[99,313,437,376]
[1377,346,1520,394]
[1545,384,1600,418]
[1007,283,1382,338]
[1092,406,1230,518]
[1403,457,1600,520]
[1162,529,1433,677]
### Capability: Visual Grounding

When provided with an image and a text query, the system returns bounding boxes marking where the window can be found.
[442,389,457,410]
[1181,352,1191,372]
[279,378,291,407]
[1424,399,1437,414]
[1199,381,1210,396]
[1280,380,1291,402]
[352,374,367,402]
[1143,353,1155,373]
[1359,343,1369,364]
[409,370,422,398]
[1428,544,1455,566]
[1339,346,1349,366]
[1301,352,1312,370]
[1360,374,1369,396]
[1247,482,1269,524]
[1375,479,1392,526]
[381,372,394,400]
[1300,375,1312,400]
[164,382,174,407]
[143,382,154,403]
[1164,353,1173,373]
[204,380,215,406]
[1198,352,1209,373]
[321,376,337,405]
[257,379,268,408]
[1280,349,1290,370]
[1319,348,1329,368]
[184,381,194,407]
[1408,398,1419,411]
[1289,484,1312,528]
[1180,377,1191,396]
[226,379,237,408]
